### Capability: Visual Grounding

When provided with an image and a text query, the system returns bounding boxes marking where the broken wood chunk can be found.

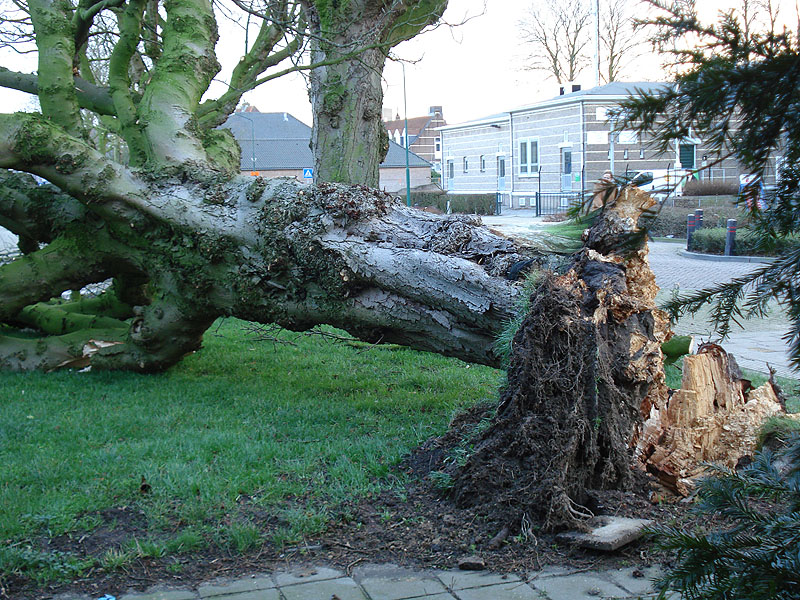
[638,344,785,495]
[556,516,653,551]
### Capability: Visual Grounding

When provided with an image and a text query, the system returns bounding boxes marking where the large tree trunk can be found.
[306,0,448,186]
[449,187,671,532]
[309,46,388,187]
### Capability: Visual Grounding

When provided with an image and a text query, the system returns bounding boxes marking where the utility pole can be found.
[402,63,411,207]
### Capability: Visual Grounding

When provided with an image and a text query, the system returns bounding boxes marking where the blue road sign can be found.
[303,168,313,179]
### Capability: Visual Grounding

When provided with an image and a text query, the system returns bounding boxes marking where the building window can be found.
[447,160,454,179]
[679,143,696,169]
[463,157,469,173]
[519,138,539,175]
[435,137,441,152]
[480,155,486,172]
[639,148,645,159]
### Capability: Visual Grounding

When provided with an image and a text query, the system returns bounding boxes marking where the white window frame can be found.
[463,156,469,173]
[479,155,486,172]
[518,137,540,176]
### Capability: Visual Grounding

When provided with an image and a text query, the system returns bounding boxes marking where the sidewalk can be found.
[71,562,670,600]
[648,241,795,377]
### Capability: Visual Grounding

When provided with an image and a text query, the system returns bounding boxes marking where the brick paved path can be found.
[647,242,795,377]
[67,563,672,600]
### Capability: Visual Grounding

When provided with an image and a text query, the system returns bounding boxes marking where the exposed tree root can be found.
[449,187,670,532]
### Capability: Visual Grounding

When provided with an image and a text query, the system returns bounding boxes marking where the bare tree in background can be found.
[519,0,648,84]
[519,0,592,83]
[601,0,646,83]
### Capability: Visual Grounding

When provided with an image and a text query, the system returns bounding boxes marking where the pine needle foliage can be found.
[612,1,800,368]
[649,434,800,600]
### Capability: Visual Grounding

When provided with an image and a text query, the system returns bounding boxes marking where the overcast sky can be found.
[0,0,795,126]
[240,0,661,126]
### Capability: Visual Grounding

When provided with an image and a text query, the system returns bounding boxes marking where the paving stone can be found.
[279,577,367,600]
[119,590,197,600]
[454,581,539,600]
[274,566,344,587]
[605,566,664,596]
[358,573,448,600]
[529,572,629,600]
[528,565,582,580]
[214,591,280,600]
[555,517,653,551]
[198,576,275,597]
[434,570,521,591]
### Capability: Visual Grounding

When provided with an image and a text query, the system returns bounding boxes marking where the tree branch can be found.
[0,236,118,320]
[28,0,84,137]
[0,170,89,244]
[108,0,149,166]
[138,0,221,167]
[0,113,148,223]
[0,67,117,116]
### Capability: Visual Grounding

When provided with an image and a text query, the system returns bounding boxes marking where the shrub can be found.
[690,227,800,256]
[407,192,497,215]
[643,205,746,238]
[650,434,800,599]
[683,179,739,196]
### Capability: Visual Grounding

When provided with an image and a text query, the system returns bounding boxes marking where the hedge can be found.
[682,180,739,196]
[689,227,800,256]
[407,192,497,215]
[641,205,746,238]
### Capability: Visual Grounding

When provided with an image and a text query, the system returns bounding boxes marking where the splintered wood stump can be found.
[638,344,785,495]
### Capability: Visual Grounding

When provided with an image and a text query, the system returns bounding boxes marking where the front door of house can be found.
[447,160,454,191]
[561,148,572,191]
[497,157,506,191]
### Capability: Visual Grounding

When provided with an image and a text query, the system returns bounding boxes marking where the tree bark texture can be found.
[449,187,671,532]
[306,0,447,186]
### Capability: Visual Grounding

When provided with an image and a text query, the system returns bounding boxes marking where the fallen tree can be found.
[0,153,527,371]
[0,0,537,372]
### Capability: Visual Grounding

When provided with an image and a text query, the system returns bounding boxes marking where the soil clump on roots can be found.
[447,187,670,533]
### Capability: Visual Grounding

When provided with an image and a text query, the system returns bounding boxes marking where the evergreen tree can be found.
[649,433,800,599]
[614,0,800,368]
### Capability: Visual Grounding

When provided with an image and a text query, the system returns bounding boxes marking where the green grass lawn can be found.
[0,319,502,583]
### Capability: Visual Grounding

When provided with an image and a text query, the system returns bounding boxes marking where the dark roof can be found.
[221,112,429,171]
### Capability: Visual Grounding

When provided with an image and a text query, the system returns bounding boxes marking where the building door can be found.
[561,148,572,191]
[446,160,454,191]
[497,157,506,191]
[679,143,696,169]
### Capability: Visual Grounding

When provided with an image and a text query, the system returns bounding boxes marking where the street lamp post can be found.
[402,63,411,207]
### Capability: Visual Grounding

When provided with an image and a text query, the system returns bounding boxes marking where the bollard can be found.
[725,219,737,256]
[687,213,696,250]
[695,208,703,230]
